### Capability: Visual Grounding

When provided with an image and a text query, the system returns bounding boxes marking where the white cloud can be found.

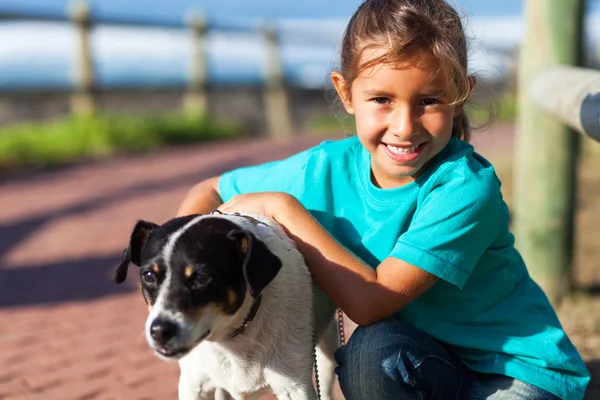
[0,22,74,60]
[92,25,191,61]
[466,16,523,51]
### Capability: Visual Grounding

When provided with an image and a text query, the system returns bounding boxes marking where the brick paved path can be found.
[0,127,515,400]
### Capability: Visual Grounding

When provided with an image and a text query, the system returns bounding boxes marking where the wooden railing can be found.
[530,66,600,142]
[1,2,296,138]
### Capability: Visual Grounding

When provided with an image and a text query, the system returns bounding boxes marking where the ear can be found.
[114,220,159,284]
[331,71,355,114]
[228,229,282,298]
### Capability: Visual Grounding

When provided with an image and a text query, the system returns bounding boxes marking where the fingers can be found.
[217,202,232,213]
[217,197,242,214]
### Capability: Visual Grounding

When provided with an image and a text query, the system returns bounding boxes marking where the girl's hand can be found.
[217,192,299,221]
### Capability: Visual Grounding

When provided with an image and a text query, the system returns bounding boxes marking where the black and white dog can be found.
[114,213,337,400]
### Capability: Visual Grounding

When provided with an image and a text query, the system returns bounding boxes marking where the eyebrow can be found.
[362,89,395,97]
[421,89,447,96]
[362,89,447,97]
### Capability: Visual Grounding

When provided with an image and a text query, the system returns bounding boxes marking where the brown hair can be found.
[339,0,472,141]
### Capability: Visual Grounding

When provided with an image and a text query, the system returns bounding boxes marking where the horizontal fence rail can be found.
[530,66,600,142]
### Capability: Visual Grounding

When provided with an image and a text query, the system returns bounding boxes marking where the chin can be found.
[373,170,417,188]
[385,160,423,177]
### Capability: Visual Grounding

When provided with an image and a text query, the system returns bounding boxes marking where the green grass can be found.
[306,113,356,136]
[0,112,243,171]
[467,91,518,127]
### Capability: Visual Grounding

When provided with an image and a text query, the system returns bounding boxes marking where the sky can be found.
[0,0,527,22]
[0,0,598,90]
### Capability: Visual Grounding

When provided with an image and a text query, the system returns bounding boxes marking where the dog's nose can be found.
[150,319,178,345]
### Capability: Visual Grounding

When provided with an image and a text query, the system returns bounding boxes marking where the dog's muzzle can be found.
[149,318,210,359]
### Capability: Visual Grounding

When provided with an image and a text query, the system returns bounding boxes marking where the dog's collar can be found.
[228,294,263,339]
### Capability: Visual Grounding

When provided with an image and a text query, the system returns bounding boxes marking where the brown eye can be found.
[373,97,391,105]
[142,270,157,286]
[190,273,212,291]
[421,98,441,106]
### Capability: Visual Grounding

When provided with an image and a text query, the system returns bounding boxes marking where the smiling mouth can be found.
[155,329,211,358]
[384,142,425,154]
[381,142,426,163]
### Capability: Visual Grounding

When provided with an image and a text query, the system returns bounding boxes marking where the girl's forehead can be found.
[358,47,441,75]
[354,56,447,91]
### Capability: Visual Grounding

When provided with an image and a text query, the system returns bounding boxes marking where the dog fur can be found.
[115,213,337,400]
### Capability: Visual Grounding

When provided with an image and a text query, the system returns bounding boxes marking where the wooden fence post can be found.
[513,0,585,304]
[261,24,292,138]
[68,1,96,117]
[184,13,208,116]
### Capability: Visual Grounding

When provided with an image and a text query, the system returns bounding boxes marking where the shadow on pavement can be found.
[0,253,132,307]
[0,157,255,307]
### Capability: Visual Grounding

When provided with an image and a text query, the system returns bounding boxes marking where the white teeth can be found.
[386,144,418,154]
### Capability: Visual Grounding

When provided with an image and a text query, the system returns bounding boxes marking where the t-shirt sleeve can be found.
[390,171,504,289]
[218,148,312,202]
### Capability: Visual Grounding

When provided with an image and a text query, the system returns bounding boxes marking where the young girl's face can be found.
[333,49,464,188]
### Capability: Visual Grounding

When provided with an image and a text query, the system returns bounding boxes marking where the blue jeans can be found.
[334,319,561,400]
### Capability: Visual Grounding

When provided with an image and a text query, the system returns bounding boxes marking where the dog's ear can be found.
[114,220,159,284]
[228,229,282,298]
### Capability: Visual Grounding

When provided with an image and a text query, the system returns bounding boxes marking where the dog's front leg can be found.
[269,382,317,400]
[314,317,339,400]
[265,369,317,400]
[178,368,219,400]
[214,388,232,400]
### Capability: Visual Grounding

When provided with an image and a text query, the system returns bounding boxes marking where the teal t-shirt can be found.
[218,136,590,399]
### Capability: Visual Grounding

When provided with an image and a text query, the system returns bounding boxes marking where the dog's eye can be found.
[142,270,157,286]
[190,273,212,291]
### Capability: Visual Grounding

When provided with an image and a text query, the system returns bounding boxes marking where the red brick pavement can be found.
[0,126,514,400]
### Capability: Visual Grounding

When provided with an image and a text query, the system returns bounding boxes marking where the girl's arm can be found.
[176,176,223,217]
[219,192,438,326]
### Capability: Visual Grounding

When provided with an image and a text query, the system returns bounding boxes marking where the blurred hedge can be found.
[0,112,243,171]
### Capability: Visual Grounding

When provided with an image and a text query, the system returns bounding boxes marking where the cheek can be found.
[141,286,158,307]
[355,107,383,135]
[191,304,229,322]
[421,110,455,137]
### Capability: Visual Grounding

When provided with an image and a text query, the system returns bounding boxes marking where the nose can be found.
[389,106,417,140]
[150,319,178,345]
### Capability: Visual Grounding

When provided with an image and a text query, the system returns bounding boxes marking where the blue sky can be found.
[2,0,596,22]
[0,0,527,23]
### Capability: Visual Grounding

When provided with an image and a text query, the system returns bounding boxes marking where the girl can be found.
[176,0,590,398]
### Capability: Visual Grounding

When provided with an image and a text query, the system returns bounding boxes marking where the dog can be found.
[114,212,338,400]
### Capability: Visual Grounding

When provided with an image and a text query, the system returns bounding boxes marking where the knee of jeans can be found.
[334,320,406,386]
[334,319,462,397]
[334,322,396,397]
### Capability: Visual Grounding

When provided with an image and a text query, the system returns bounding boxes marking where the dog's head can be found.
[114,214,282,360]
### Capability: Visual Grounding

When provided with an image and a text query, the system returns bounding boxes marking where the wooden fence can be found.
[515,0,600,304]
[1,2,295,138]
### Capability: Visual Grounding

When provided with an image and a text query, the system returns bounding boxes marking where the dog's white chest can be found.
[180,342,270,397]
